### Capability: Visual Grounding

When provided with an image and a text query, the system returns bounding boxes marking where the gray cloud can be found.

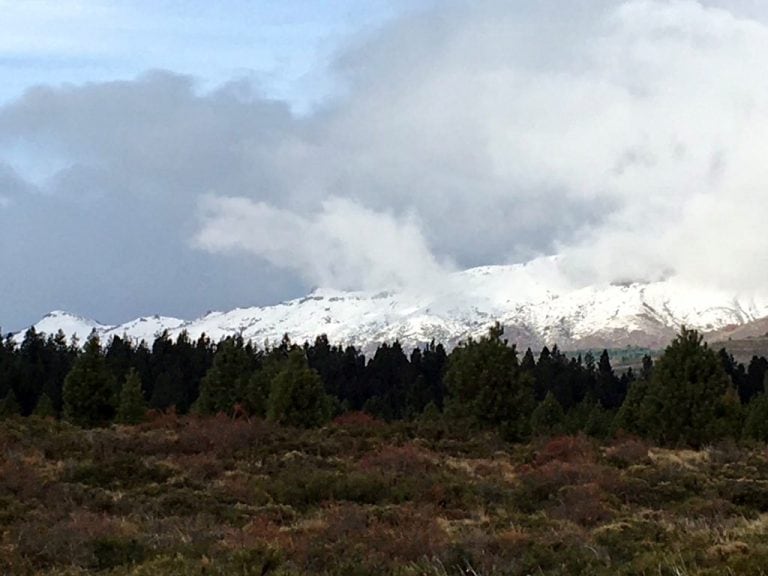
[3,0,768,330]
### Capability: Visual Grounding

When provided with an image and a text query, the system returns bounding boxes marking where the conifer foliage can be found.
[267,349,332,428]
[62,334,116,427]
[630,328,733,447]
[2,319,768,448]
[116,369,147,424]
[445,323,535,440]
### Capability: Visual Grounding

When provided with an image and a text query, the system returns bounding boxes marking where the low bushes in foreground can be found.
[3,417,768,575]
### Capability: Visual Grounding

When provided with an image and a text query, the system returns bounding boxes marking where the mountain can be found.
[705,317,768,363]
[15,258,768,352]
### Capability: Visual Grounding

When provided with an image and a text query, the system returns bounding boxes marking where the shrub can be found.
[92,536,147,570]
[604,436,651,468]
[553,483,615,526]
[65,456,173,489]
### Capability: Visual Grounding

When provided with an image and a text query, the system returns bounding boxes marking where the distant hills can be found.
[16,257,768,353]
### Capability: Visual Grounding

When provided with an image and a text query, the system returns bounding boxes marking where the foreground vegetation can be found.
[4,415,768,575]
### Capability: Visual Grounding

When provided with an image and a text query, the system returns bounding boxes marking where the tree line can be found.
[1,323,767,446]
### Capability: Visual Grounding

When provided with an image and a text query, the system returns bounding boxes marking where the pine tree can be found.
[584,401,613,439]
[596,350,624,409]
[638,328,731,447]
[744,394,768,442]
[116,369,147,425]
[266,349,331,428]
[62,333,116,427]
[0,388,20,418]
[530,392,565,436]
[521,348,536,372]
[195,337,255,415]
[613,380,648,436]
[445,323,535,441]
[713,385,744,440]
[16,327,46,415]
[32,392,56,418]
[765,370,768,397]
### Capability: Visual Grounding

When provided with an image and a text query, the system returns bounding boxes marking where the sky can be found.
[3,0,768,331]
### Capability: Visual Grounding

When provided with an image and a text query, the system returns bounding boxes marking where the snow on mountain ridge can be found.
[16,260,768,351]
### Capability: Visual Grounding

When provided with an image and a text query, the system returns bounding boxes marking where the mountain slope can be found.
[16,259,768,351]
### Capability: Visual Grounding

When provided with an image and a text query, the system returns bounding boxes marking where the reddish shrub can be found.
[16,510,127,567]
[357,443,436,475]
[553,483,615,526]
[0,457,44,500]
[605,437,651,467]
[516,457,622,514]
[291,503,447,571]
[140,406,181,431]
[219,515,290,550]
[170,452,226,482]
[534,435,597,466]
[174,416,268,456]
[332,411,384,429]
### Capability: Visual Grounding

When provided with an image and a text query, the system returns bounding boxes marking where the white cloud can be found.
[196,196,450,291]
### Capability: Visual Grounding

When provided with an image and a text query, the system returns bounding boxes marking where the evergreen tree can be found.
[742,356,768,403]
[148,332,186,411]
[584,400,613,439]
[718,348,747,400]
[0,388,20,418]
[713,385,744,440]
[267,349,331,428]
[105,335,136,387]
[521,348,536,373]
[362,341,415,421]
[195,337,256,414]
[530,392,565,436]
[613,380,649,436]
[595,350,625,409]
[32,392,56,418]
[637,328,731,447]
[445,323,535,441]
[744,394,768,442]
[116,369,147,425]
[16,328,47,415]
[62,334,116,427]
[534,346,553,401]
[639,354,654,382]
[43,330,76,415]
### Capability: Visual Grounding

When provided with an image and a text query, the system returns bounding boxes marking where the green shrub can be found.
[92,537,147,569]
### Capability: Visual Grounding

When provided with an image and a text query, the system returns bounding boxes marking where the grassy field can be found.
[3,414,768,575]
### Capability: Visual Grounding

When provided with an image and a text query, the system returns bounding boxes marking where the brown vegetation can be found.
[3,416,768,575]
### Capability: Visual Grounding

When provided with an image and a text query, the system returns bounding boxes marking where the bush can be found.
[92,536,147,569]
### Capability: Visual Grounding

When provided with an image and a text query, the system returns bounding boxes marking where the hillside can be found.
[18,258,768,352]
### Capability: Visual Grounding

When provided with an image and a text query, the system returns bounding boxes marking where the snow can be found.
[16,258,768,351]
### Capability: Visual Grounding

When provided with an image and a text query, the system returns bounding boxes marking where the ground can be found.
[3,414,768,575]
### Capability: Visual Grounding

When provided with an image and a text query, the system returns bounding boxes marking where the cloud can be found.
[3,0,768,329]
[196,195,450,291]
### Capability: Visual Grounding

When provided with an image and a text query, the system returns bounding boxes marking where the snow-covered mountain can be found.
[17,258,768,351]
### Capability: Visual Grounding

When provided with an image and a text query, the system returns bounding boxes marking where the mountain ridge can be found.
[15,259,768,352]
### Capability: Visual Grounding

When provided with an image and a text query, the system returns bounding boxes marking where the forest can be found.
[2,323,768,445]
